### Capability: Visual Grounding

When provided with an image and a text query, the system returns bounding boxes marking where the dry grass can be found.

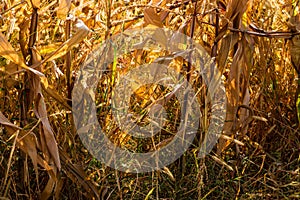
[0,0,299,199]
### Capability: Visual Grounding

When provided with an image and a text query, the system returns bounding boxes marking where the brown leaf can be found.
[4,62,19,75]
[30,49,61,170]
[0,112,21,130]
[0,112,39,183]
[42,84,72,110]
[0,112,56,182]
[218,43,243,154]
[290,35,300,74]
[153,0,170,22]
[40,175,56,200]
[217,33,239,72]
[144,8,164,28]
[217,0,252,154]
[59,149,100,199]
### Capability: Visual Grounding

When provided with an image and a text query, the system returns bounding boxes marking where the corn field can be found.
[0,0,299,199]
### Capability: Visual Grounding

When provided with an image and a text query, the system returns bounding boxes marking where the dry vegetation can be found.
[0,0,299,199]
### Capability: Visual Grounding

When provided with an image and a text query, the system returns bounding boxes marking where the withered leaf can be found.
[144,8,164,28]
[57,0,71,20]
[0,32,45,77]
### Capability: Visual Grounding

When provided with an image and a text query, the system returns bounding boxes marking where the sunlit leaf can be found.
[145,187,155,200]
[39,42,63,55]
[32,19,90,65]
[0,32,45,77]
[57,0,71,20]
[31,0,40,9]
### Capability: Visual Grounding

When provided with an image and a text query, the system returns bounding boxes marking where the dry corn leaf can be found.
[19,132,40,188]
[31,0,40,9]
[39,42,63,55]
[238,35,253,132]
[151,0,170,22]
[4,62,19,75]
[59,149,100,199]
[54,177,65,199]
[40,175,56,200]
[162,167,175,182]
[211,155,234,171]
[218,43,242,154]
[217,33,239,72]
[220,0,249,39]
[42,84,72,110]
[217,0,252,154]
[0,32,44,77]
[19,18,30,59]
[0,106,56,193]
[0,112,21,131]
[226,0,248,21]
[30,19,90,69]
[144,8,164,28]
[57,0,71,20]
[31,49,61,171]
[0,112,39,184]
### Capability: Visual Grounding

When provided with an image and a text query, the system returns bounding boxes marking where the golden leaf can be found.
[144,8,164,28]
[31,0,40,9]
[57,0,72,20]
[0,32,45,77]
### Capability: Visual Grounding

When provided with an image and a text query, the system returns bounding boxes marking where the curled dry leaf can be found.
[40,175,56,200]
[31,49,61,171]
[143,0,168,28]
[211,155,234,171]
[162,167,175,182]
[144,8,164,28]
